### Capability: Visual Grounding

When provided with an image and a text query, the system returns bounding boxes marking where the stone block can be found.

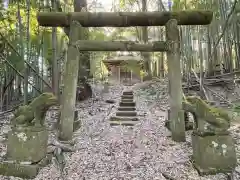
[121,95,134,99]
[123,91,133,95]
[6,127,48,163]
[191,133,237,175]
[110,121,137,126]
[110,116,138,121]
[120,102,135,107]
[118,107,136,111]
[0,161,39,179]
[121,99,134,103]
[0,154,52,179]
[116,111,137,117]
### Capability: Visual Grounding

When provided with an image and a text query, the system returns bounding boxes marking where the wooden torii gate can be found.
[37,11,213,142]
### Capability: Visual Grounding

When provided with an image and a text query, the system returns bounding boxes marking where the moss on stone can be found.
[6,127,48,163]
[183,96,230,136]
[0,161,39,179]
[11,93,57,127]
[191,133,236,175]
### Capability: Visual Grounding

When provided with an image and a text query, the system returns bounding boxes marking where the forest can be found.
[0,0,240,179]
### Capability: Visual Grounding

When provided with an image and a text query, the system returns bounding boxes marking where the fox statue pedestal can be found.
[191,132,236,175]
[0,93,57,179]
[182,96,237,175]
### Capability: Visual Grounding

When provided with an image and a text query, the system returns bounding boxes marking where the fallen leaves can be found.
[0,79,240,180]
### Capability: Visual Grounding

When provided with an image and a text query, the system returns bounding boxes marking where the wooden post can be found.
[59,21,80,141]
[165,19,185,142]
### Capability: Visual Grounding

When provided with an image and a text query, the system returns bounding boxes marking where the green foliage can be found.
[89,28,106,40]
[232,103,240,112]
[119,0,138,8]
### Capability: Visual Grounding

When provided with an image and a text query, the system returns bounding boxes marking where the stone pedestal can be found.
[6,127,48,163]
[0,161,39,179]
[0,154,52,179]
[0,126,51,179]
[191,133,237,175]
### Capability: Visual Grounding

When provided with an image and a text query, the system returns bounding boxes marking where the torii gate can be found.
[37,10,213,142]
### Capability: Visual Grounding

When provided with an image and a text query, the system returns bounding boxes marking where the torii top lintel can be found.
[37,11,213,27]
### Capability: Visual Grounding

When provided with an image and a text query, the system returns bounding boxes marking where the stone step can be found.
[121,97,134,101]
[118,107,136,111]
[119,102,135,107]
[123,91,133,95]
[110,116,138,121]
[121,95,134,99]
[121,99,134,103]
[116,111,137,116]
[110,121,137,126]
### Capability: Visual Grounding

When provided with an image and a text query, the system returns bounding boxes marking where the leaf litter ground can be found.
[0,79,240,180]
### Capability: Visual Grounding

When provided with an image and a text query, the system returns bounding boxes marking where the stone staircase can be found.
[110,91,138,126]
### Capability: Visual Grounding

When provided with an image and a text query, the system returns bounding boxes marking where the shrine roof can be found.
[103,55,142,66]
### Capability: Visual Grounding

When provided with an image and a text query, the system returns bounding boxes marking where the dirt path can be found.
[1,81,240,180]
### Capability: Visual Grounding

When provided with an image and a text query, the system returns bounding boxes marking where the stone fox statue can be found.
[182,96,230,136]
[11,93,57,127]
